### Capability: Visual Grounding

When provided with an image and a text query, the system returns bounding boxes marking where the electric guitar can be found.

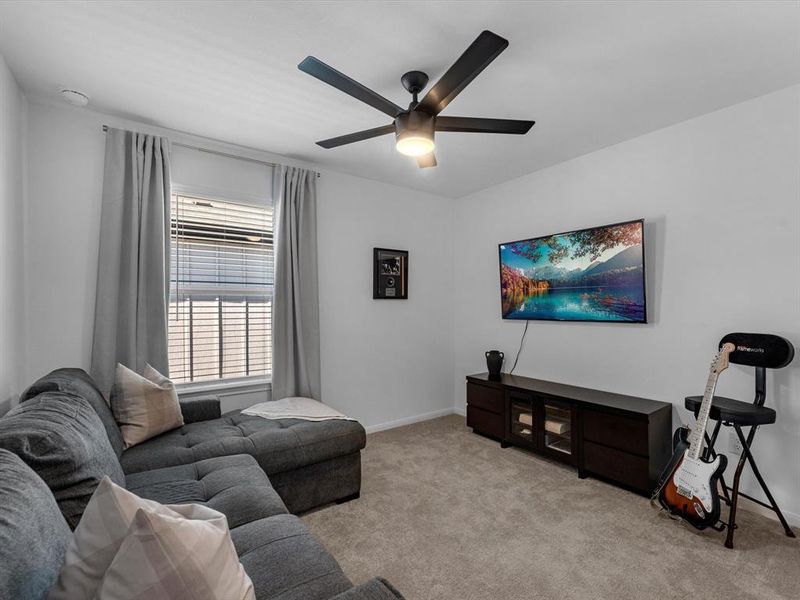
[655,342,735,529]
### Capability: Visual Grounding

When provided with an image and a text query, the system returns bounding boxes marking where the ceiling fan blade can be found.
[316,124,396,149]
[416,153,437,169]
[436,116,534,134]
[417,31,508,116]
[299,56,404,118]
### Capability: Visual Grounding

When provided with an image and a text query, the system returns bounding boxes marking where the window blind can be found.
[168,194,273,384]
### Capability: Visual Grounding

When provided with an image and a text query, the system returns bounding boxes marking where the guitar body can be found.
[657,427,727,529]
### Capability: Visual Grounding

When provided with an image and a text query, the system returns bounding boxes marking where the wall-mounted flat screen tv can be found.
[499,219,646,323]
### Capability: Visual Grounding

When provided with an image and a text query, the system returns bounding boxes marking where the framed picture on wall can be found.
[373,248,408,299]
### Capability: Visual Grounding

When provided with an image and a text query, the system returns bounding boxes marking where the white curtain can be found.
[90,128,172,394]
[271,166,320,400]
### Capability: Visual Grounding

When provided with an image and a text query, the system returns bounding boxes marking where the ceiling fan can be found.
[298,30,535,168]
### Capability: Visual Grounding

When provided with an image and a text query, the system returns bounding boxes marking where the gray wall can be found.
[451,85,800,522]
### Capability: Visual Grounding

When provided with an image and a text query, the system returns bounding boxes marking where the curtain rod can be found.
[101,125,320,176]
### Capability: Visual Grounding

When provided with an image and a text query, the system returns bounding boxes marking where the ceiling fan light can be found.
[396,135,435,157]
[395,111,435,157]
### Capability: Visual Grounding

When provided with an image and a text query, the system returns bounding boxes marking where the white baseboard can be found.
[736,495,800,528]
[365,407,456,434]
[453,404,466,417]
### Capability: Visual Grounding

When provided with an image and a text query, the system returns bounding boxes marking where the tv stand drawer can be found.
[467,405,503,439]
[583,441,650,492]
[583,409,648,457]
[467,382,503,414]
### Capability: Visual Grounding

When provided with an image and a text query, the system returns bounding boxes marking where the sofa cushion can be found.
[269,451,361,515]
[120,411,366,477]
[329,579,405,600]
[21,368,125,457]
[0,449,71,600]
[126,454,288,529]
[231,514,352,600]
[0,392,126,528]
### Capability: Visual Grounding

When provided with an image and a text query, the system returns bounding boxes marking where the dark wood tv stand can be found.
[466,373,672,495]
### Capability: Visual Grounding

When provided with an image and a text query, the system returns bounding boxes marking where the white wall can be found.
[317,172,455,431]
[171,144,273,205]
[452,85,800,520]
[24,101,105,382]
[0,56,26,414]
[23,100,455,425]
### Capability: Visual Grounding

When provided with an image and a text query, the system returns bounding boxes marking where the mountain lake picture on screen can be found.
[499,220,646,323]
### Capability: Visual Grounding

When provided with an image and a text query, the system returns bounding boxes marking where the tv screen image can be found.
[499,219,646,323]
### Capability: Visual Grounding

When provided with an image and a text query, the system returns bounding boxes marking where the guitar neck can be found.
[687,370,720,461]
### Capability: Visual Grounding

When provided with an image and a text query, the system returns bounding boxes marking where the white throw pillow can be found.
[111,363,184,448]
[48,477,254,600]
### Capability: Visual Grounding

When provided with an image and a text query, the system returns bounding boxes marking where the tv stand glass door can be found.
[506,390,537,449]
[542,399,577,464]
[505,389,577,464]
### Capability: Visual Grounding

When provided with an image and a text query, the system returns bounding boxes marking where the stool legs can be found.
[735,426,796,538]
[725,425,796,549]
[724,445,747,548]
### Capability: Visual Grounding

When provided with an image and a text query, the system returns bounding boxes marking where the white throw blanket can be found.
[242,397,354,422]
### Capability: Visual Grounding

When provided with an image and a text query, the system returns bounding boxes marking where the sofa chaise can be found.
[23,368,366,513]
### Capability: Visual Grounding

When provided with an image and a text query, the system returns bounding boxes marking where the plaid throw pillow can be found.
[98,503,255,599]
[110,364,184,448]
[48,477,255,600]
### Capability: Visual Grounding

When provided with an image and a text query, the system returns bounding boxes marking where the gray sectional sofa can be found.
[0,368,403,600]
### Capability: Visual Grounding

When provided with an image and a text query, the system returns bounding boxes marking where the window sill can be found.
[177,377,271,397]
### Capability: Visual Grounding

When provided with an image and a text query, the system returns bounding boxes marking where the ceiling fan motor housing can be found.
[395,111,435,147]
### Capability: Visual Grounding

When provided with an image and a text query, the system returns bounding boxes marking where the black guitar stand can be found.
[686,366,796,548]
[698,426,728,533]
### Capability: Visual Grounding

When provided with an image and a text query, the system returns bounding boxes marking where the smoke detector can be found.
[60,89,90,106]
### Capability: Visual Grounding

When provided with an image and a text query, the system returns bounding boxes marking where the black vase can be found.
[485,350,504,380]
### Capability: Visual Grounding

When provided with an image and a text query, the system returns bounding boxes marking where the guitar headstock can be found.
[712,342,736,373]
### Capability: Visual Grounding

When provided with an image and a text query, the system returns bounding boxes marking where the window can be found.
[168,194,273,384]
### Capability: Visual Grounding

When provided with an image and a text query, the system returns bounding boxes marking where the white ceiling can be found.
[1,1,798,198]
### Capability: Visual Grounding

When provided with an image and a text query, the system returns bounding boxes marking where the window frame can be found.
[168,184,274,391]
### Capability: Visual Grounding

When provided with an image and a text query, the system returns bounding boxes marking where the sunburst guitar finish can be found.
[655,343,735,530]
[658,428,727,528]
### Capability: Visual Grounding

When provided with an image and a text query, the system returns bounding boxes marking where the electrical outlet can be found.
[728,431,744,455]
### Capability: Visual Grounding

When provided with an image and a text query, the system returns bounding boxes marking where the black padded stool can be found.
[684,395,776,427]
[685,332,795,549]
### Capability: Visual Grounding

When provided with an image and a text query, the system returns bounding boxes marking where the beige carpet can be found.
[302,415,800,600]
